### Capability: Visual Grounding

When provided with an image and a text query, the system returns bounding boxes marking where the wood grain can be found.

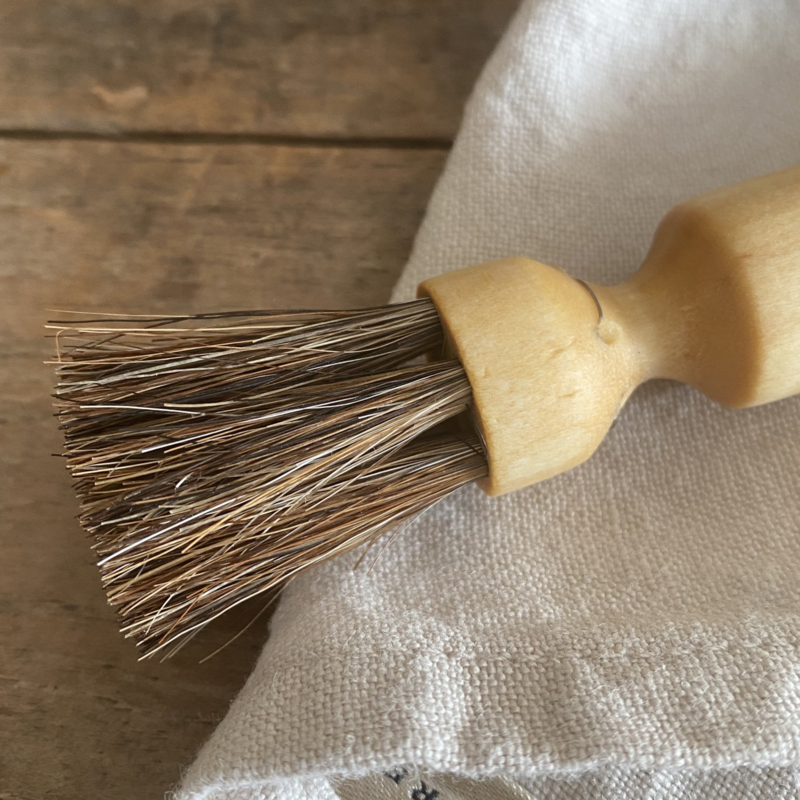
[0,139,445,799]
[0,0,518,139]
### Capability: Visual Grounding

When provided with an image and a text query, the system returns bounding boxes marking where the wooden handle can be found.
[419,165,800,496]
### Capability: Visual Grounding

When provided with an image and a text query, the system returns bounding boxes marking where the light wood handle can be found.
[419,165,800,496]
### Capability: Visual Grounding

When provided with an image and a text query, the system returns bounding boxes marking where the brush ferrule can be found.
[419,258,639,496]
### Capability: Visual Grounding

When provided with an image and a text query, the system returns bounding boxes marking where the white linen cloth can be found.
[177,1,800,798]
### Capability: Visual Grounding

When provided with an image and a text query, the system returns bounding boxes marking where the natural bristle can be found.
[49,300,486,657]
[104,433,485,658]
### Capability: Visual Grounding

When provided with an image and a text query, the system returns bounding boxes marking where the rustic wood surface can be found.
[0,0,517,140]
[0,2,517,798]
[0,140,445,799]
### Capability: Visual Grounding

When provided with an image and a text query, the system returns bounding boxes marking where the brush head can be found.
[49,301,485,657]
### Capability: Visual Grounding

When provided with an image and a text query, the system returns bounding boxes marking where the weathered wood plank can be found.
[0,140,446,799]
[0,0,518,139]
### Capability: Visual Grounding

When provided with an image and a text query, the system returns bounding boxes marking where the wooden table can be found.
[0,3,517,797]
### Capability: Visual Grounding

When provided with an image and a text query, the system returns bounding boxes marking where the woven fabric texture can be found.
[177,1,800,798]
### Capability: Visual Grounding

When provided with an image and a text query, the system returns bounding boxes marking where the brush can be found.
[50,165,800,657]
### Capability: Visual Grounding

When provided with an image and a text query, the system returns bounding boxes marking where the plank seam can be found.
[0,128,452,150]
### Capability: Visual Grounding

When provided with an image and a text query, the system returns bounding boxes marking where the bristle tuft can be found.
[50,300,486,657]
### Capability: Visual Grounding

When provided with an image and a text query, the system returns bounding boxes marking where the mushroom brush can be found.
[50,165,800,657]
